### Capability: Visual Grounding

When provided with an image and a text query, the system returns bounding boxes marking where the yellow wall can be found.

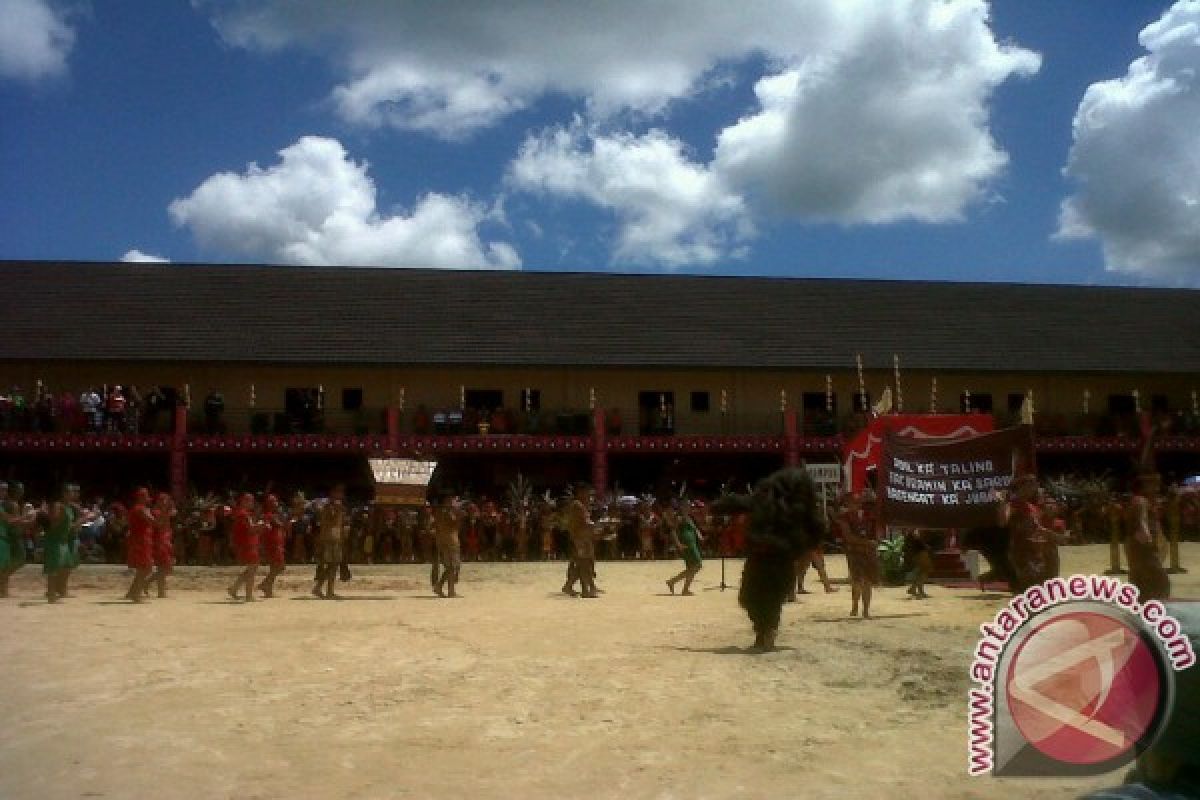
[2,362,1197,422]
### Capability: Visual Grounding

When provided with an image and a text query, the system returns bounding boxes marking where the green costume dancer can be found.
[44,484,81,603]
[678,516,704,567]
[0,481,25,597]
[0,484,11,574]
[666,507,705,596]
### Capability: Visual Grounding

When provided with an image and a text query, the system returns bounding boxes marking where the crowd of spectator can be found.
[0,384,184,434]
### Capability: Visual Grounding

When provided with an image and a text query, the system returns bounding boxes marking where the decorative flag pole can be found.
[524,387,531,413]
[825,374,833,413]
[1083,388,1090,415]
[1133,389,1140,415]
[893,354,903,413]
[398,386,405,412]
[964,388,972,413]
[184,383,191,407]
[779,389,787,412]
[855,353,867,412]
[930,376,938,413]
[459,384,465,411]
[1192,389,1198,416]
[590,387,597,411]
[720,388,728,414]
[318,384,324,411]
[249,384,256,410]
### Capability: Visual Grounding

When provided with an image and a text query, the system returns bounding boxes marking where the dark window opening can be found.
[961,392,993,413]
[1151,394,1169,413]
[465,389,503,412]
[341,388,363,411]
[1108,394,1137,415]
[690,391,710,413]
[1007,393,1026,413]
[637,391,674,435]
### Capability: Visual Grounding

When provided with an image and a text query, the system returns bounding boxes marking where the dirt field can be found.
[1,544,1197,800]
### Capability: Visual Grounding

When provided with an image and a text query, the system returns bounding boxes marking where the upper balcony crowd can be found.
[2,382,1199,440]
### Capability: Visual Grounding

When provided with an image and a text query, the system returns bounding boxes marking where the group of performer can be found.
[0,469,1182,656]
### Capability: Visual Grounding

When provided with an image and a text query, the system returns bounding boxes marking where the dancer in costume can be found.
[227,493,261,602]
[432,493,463,598]
[44,483,84,603]
[665,504,704,595]
[149,492,175,598]
[313,485,348,600]
[714,468,825,651]
[0,482,31,596]
[257,494,287,598]
[0,482,14,597]
[124,488,156,602]
[1003,475,1058,593]
[1126,472,1171,602]
[563,484,613,597]
[837,492,881,618]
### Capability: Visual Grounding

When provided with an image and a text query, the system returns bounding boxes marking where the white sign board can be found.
[805,463,842,485]
[368,458,437,486]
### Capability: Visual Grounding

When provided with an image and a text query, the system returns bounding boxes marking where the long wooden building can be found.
[1,260,1198,498]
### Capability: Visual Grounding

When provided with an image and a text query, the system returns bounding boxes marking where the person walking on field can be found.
[432,494,463,598]
[44,483,86,603]
[0,482,32,597]
[836,492,881,619]
[666,504,704,595]
[257,494,288,598]
[228,493,262,602]
[566,484,608,599]
[124,488,156,602]
[313,486,348,600]
[149,492,175,598]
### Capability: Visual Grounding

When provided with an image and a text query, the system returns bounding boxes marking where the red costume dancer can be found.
[227,494,261,602]
[1005,475,1058,594]
[463,504,481,560]
[149,492,175,598]
[257,494,287,598]
[124,488,155,602]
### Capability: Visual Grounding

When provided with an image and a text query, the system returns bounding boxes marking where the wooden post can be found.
[386,406,400,453]
[784,408,800,468]
[591,407,608,491]
[169,403,188,503]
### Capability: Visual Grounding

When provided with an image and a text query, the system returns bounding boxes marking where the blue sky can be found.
[2,0,1198,286]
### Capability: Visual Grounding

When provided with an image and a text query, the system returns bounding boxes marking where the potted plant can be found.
[878,535,907,586]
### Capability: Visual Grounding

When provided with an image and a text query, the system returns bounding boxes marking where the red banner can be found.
[880,425,1034,528]
[842,413,995,493]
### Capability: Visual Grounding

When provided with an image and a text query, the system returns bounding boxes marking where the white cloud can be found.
[200,0,798,136]
[168,136,520,269]
[713,1,1039,224]
[1057,0,1200,282]
[0,0,75,81]
[510,123,751,268]
[200,1,1037,267]
[121,249,170,263]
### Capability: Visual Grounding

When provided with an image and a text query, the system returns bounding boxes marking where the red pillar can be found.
[170,403,188,502]
[591,408,608,491]
[784,409,800,468]
[386,406,400,453]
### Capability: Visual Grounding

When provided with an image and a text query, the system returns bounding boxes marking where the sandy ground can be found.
[1,544,1197,800]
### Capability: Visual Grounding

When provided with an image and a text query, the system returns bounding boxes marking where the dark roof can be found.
[2,260,1198,373]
